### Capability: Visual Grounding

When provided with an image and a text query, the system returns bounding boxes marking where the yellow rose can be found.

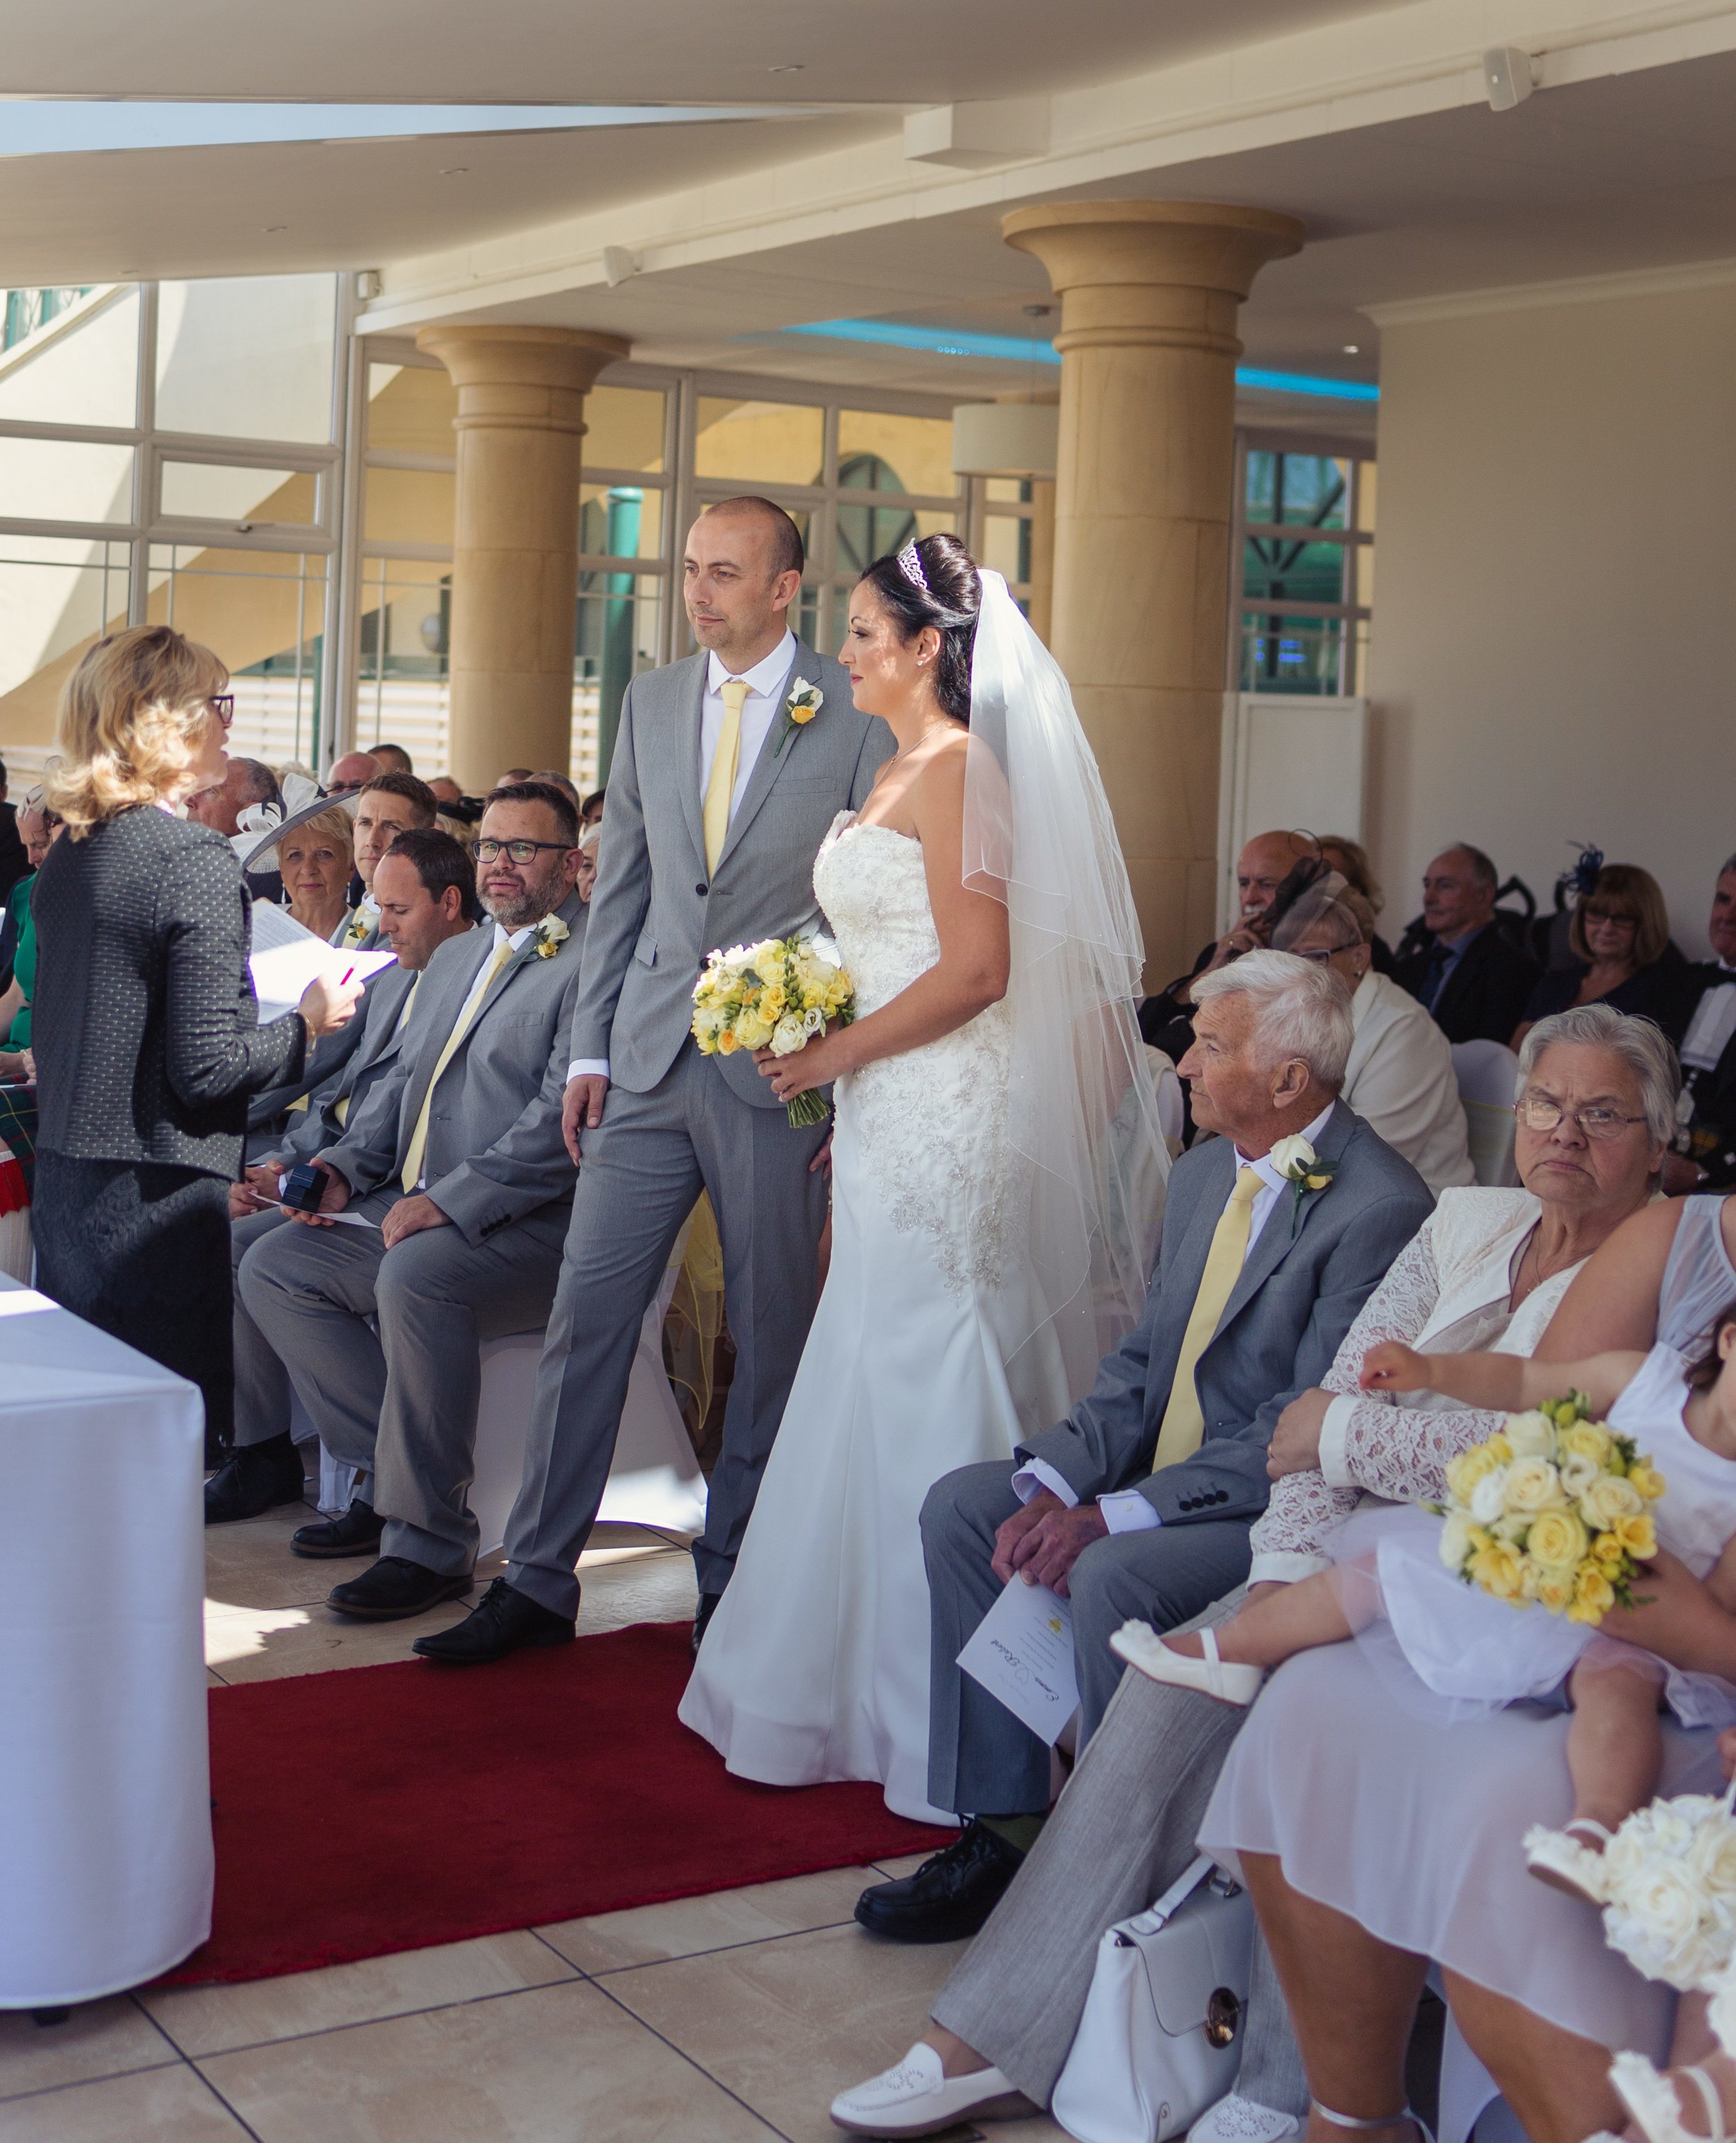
[1535,1573,1577,1615]
[1526,1508,1589,1572]
[1614,1513,1658,1561]
[1469,1542,1526,1602]
[790,702,818,726]
[1573,1565,1617,1622]
[1594,1528,1628,1565]
[1628,1462,1668,1503]
[1484,1433,1514,1465]
[1502,1456,1569,1515]
[1559,1421,1614,1467]
[737,1015,774,1051]
[1505,1411,1558,1459]
[1446,1445,1501,1501]
[717,1030,740,1055]
[1580,1475,1644,1531]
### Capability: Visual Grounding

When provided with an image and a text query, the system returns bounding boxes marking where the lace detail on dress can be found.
[813,814,1015,1295]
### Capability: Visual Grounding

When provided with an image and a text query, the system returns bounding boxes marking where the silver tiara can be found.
[896,539,928,594]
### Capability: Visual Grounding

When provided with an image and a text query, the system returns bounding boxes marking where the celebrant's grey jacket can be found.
[1019,1100,1433,1525]
[319,892,587,1242]
[570,641,891,1108]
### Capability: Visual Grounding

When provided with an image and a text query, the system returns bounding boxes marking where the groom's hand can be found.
[563,1074,610,1162]
[992,1492,1110,1599]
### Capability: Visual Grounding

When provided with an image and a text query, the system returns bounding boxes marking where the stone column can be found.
[1026,478,1056,647]
[1002,201,1303,986]
[416,324,630,790]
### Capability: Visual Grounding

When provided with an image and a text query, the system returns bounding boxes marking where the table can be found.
[0,1271,212,2004]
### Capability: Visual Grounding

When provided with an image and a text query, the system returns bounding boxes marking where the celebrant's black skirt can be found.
[33,1150,235,1457]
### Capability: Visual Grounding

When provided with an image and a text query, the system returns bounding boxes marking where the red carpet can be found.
[162,1621,951,1985]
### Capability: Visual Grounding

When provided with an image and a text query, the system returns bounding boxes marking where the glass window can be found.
[576,572,664,788]
[159,461,317,528]
[695,398,823,486]
[0,287,140,428]
[837,412,955,499]
[584,385,665,475]
[1240,614,1365,697]
[0,435,133,524]
[1244,451,1349,529]
[984,476,1033,506]
[0,534,129,701]
[980,513,1032,587]
[149,544,328,761]
[579,483,662,560]
[1242,535,1349,609]
[155,275,337,444]
[365,362,456,456]
[364,466,454,549]
[356,557,453,776]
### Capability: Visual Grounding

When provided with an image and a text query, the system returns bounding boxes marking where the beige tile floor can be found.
[3,1503,1067,2143]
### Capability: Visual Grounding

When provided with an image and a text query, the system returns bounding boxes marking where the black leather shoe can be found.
[691,1590,724,1656]
[411,1576,576,1663]
[203,1437,306,1525]
[853,1819,1026,1943]
[291,1498,386,1560]
[326,1556,472,1621]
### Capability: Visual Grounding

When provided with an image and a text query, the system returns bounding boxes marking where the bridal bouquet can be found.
[1585,1786,1736,1988]
[1432,1393,1665,1624]
[692,932,855,1128]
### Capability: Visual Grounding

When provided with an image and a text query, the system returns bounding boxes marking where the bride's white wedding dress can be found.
[678,810,1070,1824]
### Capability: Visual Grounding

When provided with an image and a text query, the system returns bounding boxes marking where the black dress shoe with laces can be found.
[203,1435,306,1525]
[291,1498,386,1560]
[326,1556,472,1621]
[411,1577,576,1664]
[853,1819,1026,1943]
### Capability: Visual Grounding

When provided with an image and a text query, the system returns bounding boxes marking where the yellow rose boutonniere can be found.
[531,914,570,960]
[775,678,824,758]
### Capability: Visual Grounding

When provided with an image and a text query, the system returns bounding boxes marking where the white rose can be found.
[769,1015,808,1056]
[1709,1965,1736,2056]
[1603,1866,1721,1989]
[1558,1451,1601,1499]
[1439,1510,1476,1570]
[1502,1456,1569,1515]
[1470,1467,1511,1526]
[1580,1475,1645,1531]
[1505,1410,1558,1459]
[1689,1818,1736,1901]
[1268,1134,1317,1180]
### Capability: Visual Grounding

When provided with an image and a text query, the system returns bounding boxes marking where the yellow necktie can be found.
[335,974,418,1131]
[703,676,751,872]
[399,947,510,1192]
[1151,1167,1263,1471]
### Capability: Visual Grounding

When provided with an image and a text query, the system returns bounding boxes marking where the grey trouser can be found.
[237,1188,570,1570]
[233,1204,294,1448]
[503,1040,829,1617]
[920,1460,1254,1818]
[931,1587,1308,2118]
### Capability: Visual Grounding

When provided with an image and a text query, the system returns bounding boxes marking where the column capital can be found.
[1003,199,1305,357]
[415,324,631,437]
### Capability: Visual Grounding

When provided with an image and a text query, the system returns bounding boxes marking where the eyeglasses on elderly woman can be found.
[1515,1094,1648,1140]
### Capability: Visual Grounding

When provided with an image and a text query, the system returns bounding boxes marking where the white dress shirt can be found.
[1013,1103,1338,1532]
[408,921,532,1190]
[569,630,799,1084]
[1683,962,1736,1072]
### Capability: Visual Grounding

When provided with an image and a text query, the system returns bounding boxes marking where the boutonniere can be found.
[342,897,378,947]
[775,678,824,758]
[1269,1133,1337,1237]
[531,915,570,960]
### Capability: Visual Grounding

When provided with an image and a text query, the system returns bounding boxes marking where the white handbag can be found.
[1052,1853,1255,2143]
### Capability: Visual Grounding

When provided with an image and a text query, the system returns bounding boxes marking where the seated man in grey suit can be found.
[854,950,1433,1951]
[238,782,587,1619]
[206,828,478,1526]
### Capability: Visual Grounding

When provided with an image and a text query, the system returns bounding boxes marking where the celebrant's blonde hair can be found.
[49,625,229,837]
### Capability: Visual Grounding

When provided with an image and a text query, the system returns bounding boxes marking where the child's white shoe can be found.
[1522,1819,1613,1903]
[1109,1621,1266,1706]
[1611,2051,1731,2143]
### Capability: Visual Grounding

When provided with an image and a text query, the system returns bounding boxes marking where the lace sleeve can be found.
[1248,1469,1362,1569]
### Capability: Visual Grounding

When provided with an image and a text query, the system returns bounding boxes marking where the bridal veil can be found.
[961,567,1171,1401]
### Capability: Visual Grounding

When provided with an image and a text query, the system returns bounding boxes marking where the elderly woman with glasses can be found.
[1514,861,1684,1051]
[1271,872,1474,1194]
[29,627,362,1462]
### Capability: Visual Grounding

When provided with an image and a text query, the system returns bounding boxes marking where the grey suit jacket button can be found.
[694,881,708,896]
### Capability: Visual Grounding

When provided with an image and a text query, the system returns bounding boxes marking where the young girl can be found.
[1113,1308,1736,1902]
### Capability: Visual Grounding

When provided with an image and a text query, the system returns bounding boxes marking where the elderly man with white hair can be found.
[851,950,1435,1963]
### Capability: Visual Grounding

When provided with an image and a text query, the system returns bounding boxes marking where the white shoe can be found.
[1612,2051,1731,2143]
[829,2043,1031,2136]
[1523,1819,1612,1903]
[1189,2092,1302,2143]
[1110,1621,1267,1706]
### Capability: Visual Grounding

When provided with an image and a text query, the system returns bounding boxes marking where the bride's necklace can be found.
[892,715,958,765]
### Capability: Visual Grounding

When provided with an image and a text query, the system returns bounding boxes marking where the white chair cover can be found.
[1451,1040,1521,1188]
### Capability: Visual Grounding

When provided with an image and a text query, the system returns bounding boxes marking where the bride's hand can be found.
[754,1032,842,1102]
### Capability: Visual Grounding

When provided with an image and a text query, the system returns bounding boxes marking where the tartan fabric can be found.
[0,1083,37,1213]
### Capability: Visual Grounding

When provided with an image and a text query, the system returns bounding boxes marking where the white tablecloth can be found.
[0,1272,212,2005]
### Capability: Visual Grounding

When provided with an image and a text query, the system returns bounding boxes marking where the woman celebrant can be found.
[31,626,362,1461]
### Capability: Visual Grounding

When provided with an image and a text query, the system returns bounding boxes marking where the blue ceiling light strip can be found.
[778,318,1378,402]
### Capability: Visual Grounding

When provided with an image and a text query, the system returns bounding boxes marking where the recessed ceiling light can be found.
[769,64,803,73]
[264,224,288,233]
[440,165,469,176]
[1342,342,1360,353]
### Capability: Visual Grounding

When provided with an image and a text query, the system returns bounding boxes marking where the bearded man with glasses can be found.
[238,781,592,1615]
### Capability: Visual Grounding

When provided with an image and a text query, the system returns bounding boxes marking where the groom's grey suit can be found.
[921,1099,1433,1817]
[502,638,892,1614]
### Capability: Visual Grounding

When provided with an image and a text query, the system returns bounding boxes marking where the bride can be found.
[678,533,1167,1824]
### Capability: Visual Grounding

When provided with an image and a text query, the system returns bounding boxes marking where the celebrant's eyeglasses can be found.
[474,837,568,864]
[1515,1096,1647,1140]
[207,694,235,727]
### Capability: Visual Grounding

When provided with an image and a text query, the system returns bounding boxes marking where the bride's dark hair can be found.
[856,533,980,724]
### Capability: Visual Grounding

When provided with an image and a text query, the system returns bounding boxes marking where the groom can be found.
[416,495,892,1665]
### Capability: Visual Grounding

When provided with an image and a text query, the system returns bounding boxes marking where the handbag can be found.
[1052,1853,1255,2143]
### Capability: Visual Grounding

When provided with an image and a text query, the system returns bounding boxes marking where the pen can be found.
[340,967,355,985]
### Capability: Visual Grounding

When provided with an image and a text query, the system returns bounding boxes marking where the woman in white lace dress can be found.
[681,537,1167,1824]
